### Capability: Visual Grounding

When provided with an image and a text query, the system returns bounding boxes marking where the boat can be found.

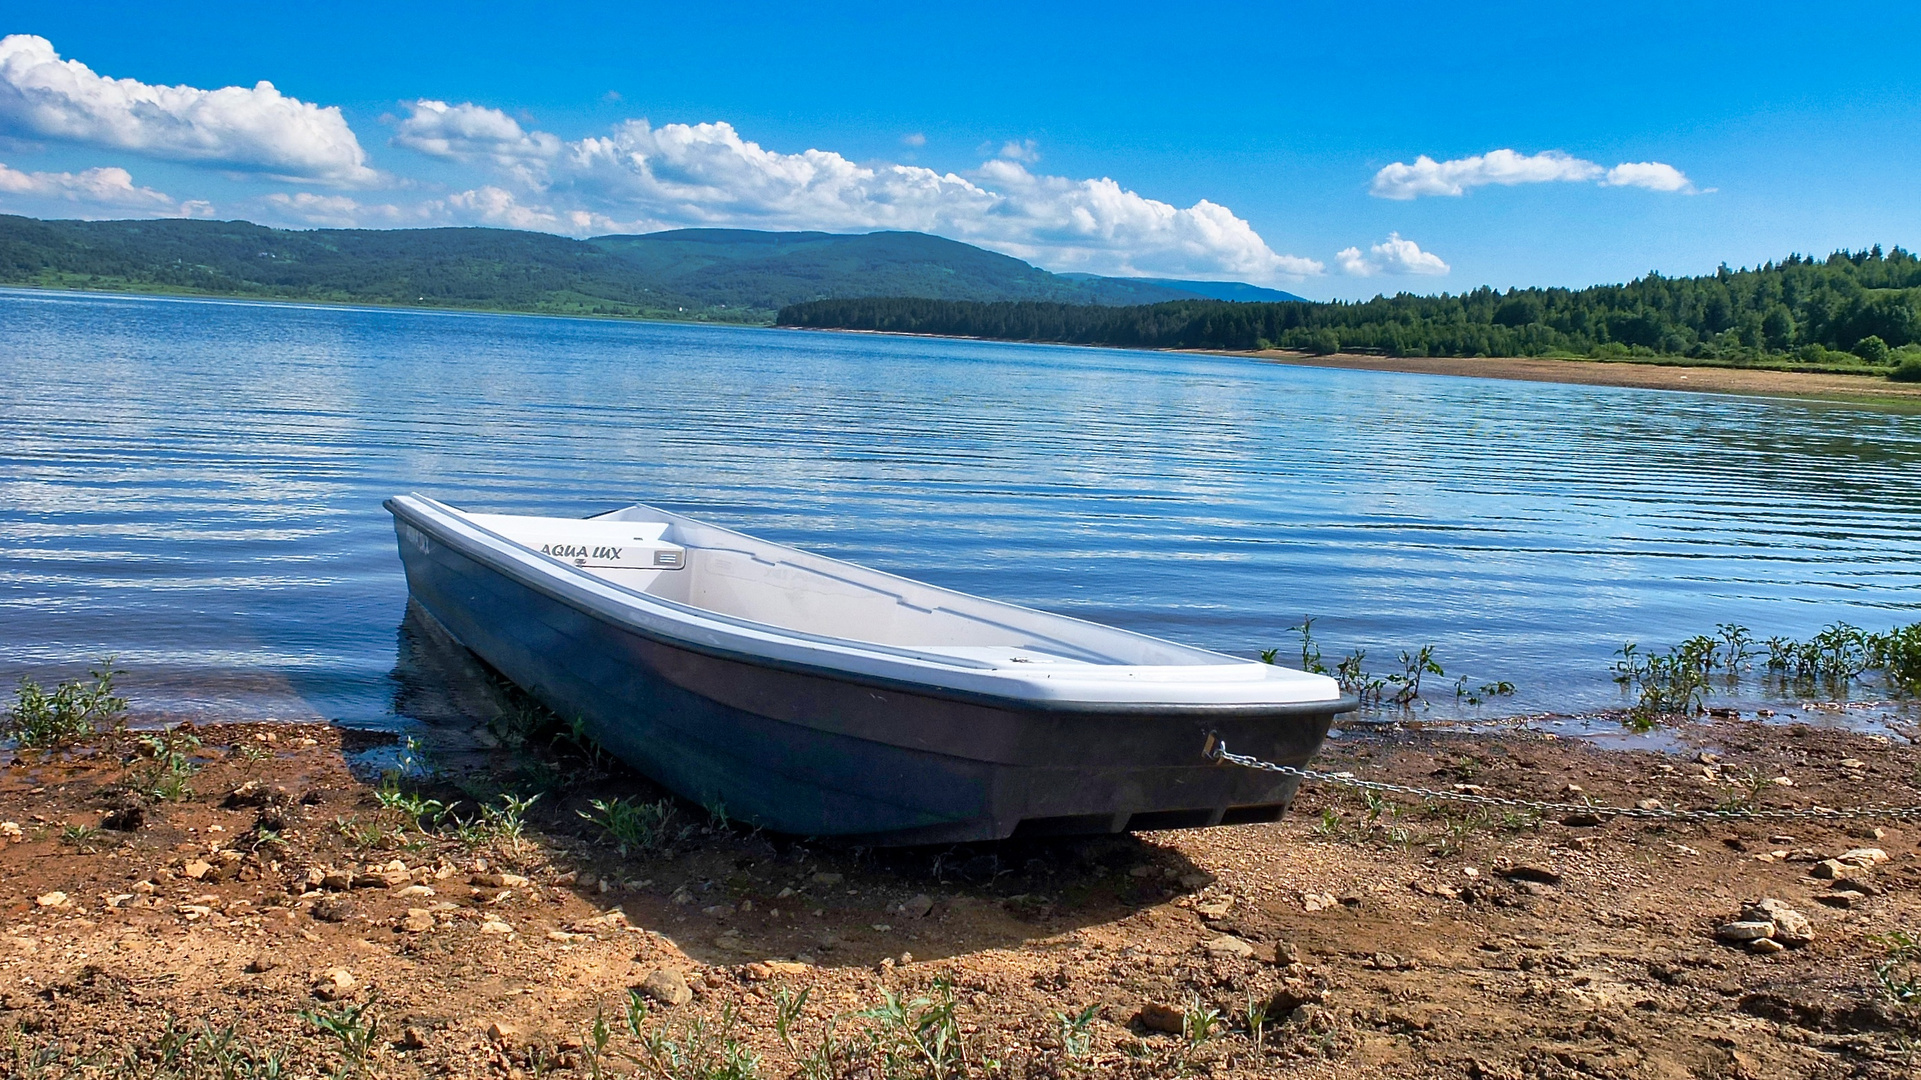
[385,494,1356,845]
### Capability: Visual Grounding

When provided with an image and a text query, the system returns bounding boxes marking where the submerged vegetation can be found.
[1614,619,1921,729]
[782,245,1921,376]
[1263,619,1514,710]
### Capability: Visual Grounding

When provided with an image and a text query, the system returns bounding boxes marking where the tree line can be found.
[778,246,1921,369]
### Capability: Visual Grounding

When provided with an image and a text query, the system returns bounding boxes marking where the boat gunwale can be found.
[387,495,1358,718]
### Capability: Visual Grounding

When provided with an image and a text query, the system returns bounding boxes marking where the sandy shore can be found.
[3,716,1918,1077]
[1213,350,1921,406]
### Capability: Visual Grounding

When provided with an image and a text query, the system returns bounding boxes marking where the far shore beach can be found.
[1212,348,1921,405]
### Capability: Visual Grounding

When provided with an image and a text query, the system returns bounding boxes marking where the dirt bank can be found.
[1209,350,1921,406]
[3,716,1919,1078]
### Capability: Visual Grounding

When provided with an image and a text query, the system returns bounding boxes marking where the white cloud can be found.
[380,110,1320,282]
[998,138,1040,163]
[391,100,560,171]
[901,132,926,148]
[1602,161,1698,193]
[1370,148,1697,199]
[0,35,374,185]
[0,159,209,216]
[1335,233,1449,277]
[262,185,566,232]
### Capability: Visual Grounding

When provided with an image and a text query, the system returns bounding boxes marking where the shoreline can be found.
[11,282,1920,407]
[1207,349,1921,406]
[2,717,1917,1076]
[797,327,1921,407]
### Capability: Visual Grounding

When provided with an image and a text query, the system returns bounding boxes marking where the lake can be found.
[4,288,1919,733]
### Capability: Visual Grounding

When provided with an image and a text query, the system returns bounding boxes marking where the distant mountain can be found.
[589,229,1201,309]
[0,215,1287,321]
[1057,273,1307,303]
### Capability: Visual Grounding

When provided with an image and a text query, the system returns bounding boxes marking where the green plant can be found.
[1869,622,1921,694]
[59,823,101,849]
[133,729,202,801]
[1872,930,1921,1006]
[629,999,762,1080]
[580,796,678,856]
[1051,1003,1098,1063]
[230,741,271,765]
[1891,355,1921,382]
[1313,807,1340,837]
[376,785,448,832]
[6,658,127,748]
[1243,989,1270,1062]
[858,976,968,1080]
[1288,618,1328,674]
[302,998,380,1074]
[1455,677,1516,705]
[485,792,538,849]
[1335,650,1384,703]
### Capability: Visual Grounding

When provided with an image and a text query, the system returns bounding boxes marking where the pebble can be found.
[638,968,692,1007]
[34,891,70,909]
[1836,848,1889,867]
[811,872,843,886]
[1301,892,1337,912]
[1741,899,1813,946]
[478,918,514,935]
[398,908,436,933]
[1499,864,1563,886]
[312,968,356,1000]
[1138,1002,1184,1033]
[311,896,356,922]
[471,872,531,888]
[1715,921,1774,943]
[1746,938,1786,955]
[1203,935,1255,960]
[487,1021,521,1044]
[902,893,935,919]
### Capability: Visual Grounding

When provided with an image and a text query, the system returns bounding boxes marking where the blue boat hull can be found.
[390,509,1343,844]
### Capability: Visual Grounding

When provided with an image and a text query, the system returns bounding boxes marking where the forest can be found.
[779,246,1921,376]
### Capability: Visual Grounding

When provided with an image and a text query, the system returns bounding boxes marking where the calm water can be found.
[4,288,1920,732]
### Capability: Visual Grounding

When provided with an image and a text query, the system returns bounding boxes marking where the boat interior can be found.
[463,508,1242,670]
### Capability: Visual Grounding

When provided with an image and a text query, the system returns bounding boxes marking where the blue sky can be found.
[2,1,1917,300]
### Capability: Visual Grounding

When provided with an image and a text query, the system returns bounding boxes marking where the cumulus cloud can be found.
[998,138,1040,163]
[1370,148,1697,199]
[0,160,209,215]
[381,110,1320,281]
[1335,233,1449,277]
[0,35,374,185]
[391,100,560,170]
[900,132,926,147]
[262,185,567,232]
[1602,161,1697,192]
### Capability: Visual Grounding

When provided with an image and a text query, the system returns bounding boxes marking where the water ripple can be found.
[3,288,1920,726]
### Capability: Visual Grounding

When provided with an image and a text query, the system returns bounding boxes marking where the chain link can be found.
[1206,738,1921,822]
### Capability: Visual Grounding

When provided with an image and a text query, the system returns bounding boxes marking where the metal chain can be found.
[1206,739,1921,822]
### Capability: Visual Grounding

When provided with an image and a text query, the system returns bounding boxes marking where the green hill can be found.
[779,247,1921,377]
[0,215,1259,320]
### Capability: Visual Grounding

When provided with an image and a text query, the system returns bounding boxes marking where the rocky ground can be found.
[3,714,1919,1079]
